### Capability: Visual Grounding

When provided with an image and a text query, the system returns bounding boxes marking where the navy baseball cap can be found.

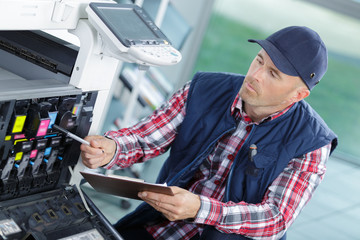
[248,26,328,90]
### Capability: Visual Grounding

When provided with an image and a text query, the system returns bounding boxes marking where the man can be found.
[80,26,337,240]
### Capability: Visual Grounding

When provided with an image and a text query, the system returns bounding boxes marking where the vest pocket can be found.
[245,152,276,176]
[244,152,277,202]
[252,152,277,168]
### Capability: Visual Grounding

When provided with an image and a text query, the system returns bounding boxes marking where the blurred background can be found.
[84,0,360,239]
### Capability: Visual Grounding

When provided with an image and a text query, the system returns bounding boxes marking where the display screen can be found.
[97,7,158,41]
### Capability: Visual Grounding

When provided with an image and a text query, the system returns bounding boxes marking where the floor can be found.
[287,157,360,239]
[82,155,360,239]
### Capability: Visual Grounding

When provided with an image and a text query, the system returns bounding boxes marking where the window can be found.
[194,0,360,163]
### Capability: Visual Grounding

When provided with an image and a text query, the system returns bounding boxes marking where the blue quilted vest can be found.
[115,72,338,239]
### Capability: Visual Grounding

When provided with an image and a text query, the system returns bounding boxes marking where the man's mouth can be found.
[246,81,257,93]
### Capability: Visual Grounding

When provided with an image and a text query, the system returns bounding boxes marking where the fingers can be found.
[139,192,179,221]
[139,192,176,209]
[138,187,182,208]
[80,143,103,156]
[80,147,104,168]
[86,136,104,148]
[80,135,116,169]
[82,155,105,168]
[138,187,201,221]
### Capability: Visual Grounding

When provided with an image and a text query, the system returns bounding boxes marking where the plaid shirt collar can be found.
[231,92,294,125]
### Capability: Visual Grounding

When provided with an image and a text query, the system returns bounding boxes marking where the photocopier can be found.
[0,0,181,239]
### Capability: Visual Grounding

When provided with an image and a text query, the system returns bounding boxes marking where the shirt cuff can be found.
[193,196,223,225]
[100,134,118,169]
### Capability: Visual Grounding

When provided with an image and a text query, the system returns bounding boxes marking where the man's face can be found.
[239,49,304,110]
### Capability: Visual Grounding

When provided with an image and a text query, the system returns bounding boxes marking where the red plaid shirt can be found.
[105,82,331,240]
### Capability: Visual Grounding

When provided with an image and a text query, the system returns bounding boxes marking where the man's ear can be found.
[291,87,310,103]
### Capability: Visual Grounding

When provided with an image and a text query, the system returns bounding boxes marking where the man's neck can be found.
[243,101,291,123]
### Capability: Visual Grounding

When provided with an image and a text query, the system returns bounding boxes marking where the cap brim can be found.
[248,39,298,77]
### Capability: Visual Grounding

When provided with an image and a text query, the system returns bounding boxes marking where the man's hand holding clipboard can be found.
[81,171,201,221]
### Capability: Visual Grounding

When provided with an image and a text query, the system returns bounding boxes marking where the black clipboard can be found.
[80,171,174,200]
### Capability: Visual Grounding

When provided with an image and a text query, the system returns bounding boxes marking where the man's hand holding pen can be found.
[80,135,116,169]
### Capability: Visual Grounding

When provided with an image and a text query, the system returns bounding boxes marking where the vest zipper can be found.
[225,125,256,201]
[167,127,236,186]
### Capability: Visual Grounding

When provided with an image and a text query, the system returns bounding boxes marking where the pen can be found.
[249,144,257,162]
[246,144,259,176]
[52,124,90,146]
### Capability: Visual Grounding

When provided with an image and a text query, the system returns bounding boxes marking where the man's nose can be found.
[252,66,264,82]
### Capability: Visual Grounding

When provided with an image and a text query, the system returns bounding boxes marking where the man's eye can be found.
[270,71,277,78]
